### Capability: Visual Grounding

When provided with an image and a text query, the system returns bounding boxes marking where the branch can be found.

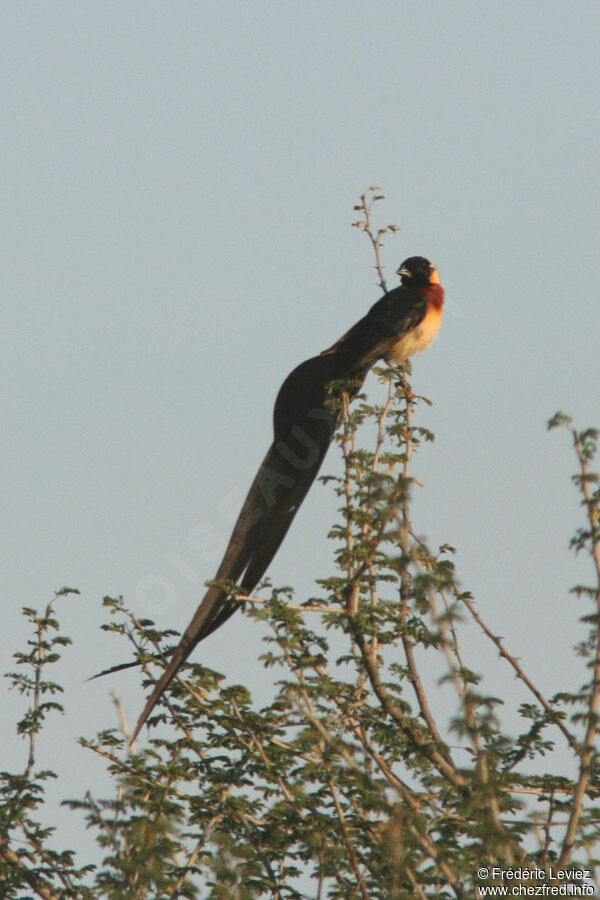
[459,594,578,752]
[430,591,520,867]
[237,594,344,615]
[353,187,399,293]
[0,840,59,900]
[351,621,466,787]
[229,694,296,806]
[395,372,451,752]
[327,778,370,900]
[556,428,600,869]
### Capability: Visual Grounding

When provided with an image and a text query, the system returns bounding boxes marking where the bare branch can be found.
[353,187,399,293]
[459,594,578,752]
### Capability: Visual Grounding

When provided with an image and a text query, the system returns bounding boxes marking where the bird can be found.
[128,256,444,739]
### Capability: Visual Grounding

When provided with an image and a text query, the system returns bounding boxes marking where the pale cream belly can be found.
[384,311,442,364]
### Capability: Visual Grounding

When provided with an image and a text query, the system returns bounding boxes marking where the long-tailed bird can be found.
[130,256,444,738]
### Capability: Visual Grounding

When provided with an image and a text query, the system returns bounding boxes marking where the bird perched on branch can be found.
[120,256,444,739]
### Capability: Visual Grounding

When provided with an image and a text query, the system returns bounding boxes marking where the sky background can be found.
[3,0,600,876]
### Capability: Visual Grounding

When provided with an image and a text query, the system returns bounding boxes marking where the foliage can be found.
[2,191,599,898]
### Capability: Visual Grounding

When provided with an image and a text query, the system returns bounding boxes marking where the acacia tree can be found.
[2,189,599,898]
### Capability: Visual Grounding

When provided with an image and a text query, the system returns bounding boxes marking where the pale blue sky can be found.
[2,0,600,870]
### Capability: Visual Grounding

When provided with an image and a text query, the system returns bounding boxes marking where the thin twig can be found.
[459,594,578,752]
[396,372,448,746]
[236,594,345,614]
[354,188,391,293]
[430,591,517,865]
[556,429,600,870]
[24,599,56,780]
[170,839,204,899]
[229,694,296,805]
[438,590,484,754]
[372,374,396,470]
[352,623,466,786]
[327,777,370,900]
[540,790,556,867]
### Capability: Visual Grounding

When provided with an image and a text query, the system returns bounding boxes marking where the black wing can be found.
[321,283,427,367]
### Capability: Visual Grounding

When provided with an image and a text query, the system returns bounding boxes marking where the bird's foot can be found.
[394,365,407,389]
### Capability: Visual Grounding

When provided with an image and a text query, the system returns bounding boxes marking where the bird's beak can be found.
[429,266,440,285]
[397,266,410,277]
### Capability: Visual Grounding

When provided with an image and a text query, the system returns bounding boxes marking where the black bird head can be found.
[396,256,439,287]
